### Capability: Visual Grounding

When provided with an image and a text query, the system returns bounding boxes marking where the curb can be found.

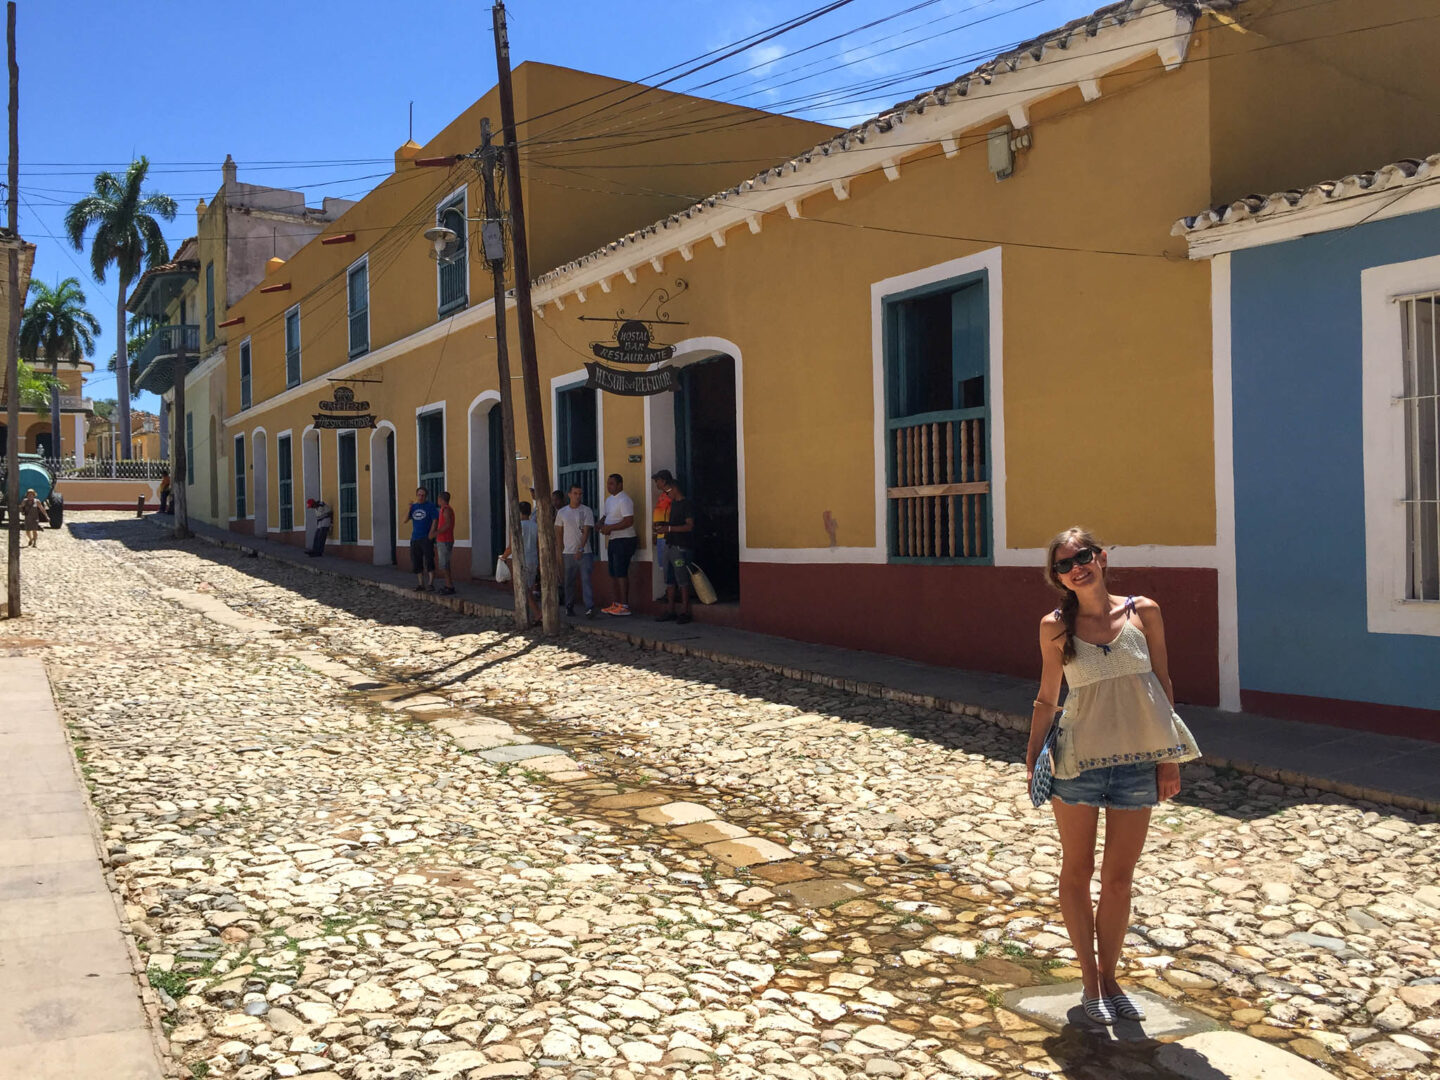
[161,519,1439,818]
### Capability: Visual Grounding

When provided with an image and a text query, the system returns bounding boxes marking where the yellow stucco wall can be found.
[216,47,1222,557]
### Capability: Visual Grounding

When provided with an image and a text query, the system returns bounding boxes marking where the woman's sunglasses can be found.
[1053,547,1099,576]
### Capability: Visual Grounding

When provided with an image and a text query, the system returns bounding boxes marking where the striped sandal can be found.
[1108,992,1146,1022]
[1081,993,1116,1026]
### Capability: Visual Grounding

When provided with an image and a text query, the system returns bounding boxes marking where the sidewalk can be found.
[160,515,1440,815]
[0,656,166,1080]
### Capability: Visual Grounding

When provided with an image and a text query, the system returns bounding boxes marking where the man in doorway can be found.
[653,474,694,624]
[409,486,439,591]
[307,497,333,557]
[651,470,673,603]
[599,473,637,616]
[503,500,542,625]
[556,483,595,617]
[435,490,457,595]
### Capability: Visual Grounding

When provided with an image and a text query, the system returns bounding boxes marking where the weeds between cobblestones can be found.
[4,513,1439,1080]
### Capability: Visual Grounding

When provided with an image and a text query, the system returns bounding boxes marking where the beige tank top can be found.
[1052,598,1202,780]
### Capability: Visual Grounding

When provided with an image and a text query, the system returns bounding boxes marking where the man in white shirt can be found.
[555,483,596,617]
[598,472,637,616]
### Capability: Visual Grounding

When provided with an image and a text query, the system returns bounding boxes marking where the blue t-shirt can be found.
[409,501,439,541]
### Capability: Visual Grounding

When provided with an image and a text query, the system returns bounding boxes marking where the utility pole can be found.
[171,332,189,538]
[493,0,561,634]
[478,118,530,630]
[5,1,20,617]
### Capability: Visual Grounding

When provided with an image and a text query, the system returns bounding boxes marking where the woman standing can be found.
[20,488,48,546]
[1028,527,1200,1025]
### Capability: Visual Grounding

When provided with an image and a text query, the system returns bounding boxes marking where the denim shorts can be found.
[1051,762,1158,810]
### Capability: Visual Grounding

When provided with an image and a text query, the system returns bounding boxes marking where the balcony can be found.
[134,325,201,394]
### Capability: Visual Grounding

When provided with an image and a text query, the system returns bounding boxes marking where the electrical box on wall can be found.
[987,126,1032,181]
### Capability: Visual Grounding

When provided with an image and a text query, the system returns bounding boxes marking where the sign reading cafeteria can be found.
[311,385,376,429]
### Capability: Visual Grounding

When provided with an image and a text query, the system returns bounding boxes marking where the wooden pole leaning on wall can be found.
[479,118,531,631]
[5,2,20,617]
[493,0,561,636]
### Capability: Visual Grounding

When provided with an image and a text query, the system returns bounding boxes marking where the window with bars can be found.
[234,434,247,518]
[1401,292,1439,602]
[348,260,369,357]
[239,340,252,410]
[417,409,445,503]
[338,431,359,543]
[883,273,991,563]
[277,434,294,532]
[437,195,468,316]
[285,307,302,388]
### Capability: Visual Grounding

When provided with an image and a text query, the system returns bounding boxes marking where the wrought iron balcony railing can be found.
[134,325,201,394]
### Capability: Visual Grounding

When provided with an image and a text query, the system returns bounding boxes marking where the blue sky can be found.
[20,0,1102,412]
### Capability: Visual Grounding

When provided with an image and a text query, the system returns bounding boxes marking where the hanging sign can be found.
[581,279,688,397]
[312,385,376,429]
[584,361,676,396]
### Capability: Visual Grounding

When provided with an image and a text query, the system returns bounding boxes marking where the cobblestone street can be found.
[6,513,1439,1080]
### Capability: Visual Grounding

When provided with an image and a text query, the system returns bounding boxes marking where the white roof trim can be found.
[532,1,1206,299]
[1176,154,1440,258]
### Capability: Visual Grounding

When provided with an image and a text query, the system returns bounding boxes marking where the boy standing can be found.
[599,473,636,616]
[435,491,457,594]
[555,483,595,617]
[408,487,439,591]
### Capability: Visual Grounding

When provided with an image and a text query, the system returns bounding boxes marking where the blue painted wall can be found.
[1231,206,1440,711]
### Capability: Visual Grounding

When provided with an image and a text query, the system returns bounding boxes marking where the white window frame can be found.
[284,304,302,389]
[239,336,253,411]
[1362,252,1440,635]
[435,185,469,317]
[347,254,370,359]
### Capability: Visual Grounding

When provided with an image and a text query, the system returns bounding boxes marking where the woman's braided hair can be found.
[1045,526,1104,663]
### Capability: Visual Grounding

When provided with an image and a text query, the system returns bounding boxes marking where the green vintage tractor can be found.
[0,453,64,528]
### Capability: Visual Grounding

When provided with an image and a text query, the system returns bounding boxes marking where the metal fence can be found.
[4,457,172,480]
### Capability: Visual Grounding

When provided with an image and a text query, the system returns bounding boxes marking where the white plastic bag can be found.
[495,556,512,583]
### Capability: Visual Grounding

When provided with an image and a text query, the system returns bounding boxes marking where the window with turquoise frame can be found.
[285,307,301,389]
[239,340,252,410]
[883,271,991,563]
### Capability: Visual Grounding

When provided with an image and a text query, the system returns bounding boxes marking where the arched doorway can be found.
[369,423,397,566]
[645,339,743,603]
[252,430,269,536]
[208,416,220,519]
[302,427,322,548]
[468,393,504,579]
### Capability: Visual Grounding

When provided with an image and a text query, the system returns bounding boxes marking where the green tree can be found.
[107,316,158,401]
[13,359,62,410]
[19,277,101,458]
[63,157,177,459]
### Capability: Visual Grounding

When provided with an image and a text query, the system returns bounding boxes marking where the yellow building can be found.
[212,0,1440,710]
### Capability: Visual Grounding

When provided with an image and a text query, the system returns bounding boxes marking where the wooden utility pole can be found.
[171,331,190,538]
[493,1,561,634]
[5,1,20,617]
[478,118,530,630]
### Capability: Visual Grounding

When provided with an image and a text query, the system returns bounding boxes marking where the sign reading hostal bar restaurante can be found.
[586,302,685,396]
[312,385,376,429]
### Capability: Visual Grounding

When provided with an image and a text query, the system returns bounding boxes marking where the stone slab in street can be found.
[1002,982,1219,1039]
[473,742,568,763]
[635,800,719,826]
[1154,1030,1336,1079]
[703,836,796,867]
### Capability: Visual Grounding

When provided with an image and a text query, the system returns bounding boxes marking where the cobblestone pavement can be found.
[6,514,1439,1080]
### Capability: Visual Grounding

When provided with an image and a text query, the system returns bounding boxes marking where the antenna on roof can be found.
[409,101,413,143]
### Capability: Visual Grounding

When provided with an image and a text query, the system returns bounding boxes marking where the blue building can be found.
[1177,154,1440,738]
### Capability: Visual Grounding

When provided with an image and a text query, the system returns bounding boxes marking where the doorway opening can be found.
[337,431,358,544]
[369,426,396,565]
[674,354,740,601]
[556,383,599,549]
[252,431,269,535]
[303,429,321,549]
[468,397,505,578]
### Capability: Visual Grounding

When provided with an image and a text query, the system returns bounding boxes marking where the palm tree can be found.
[19,277,100,459]
[63,157,177,459]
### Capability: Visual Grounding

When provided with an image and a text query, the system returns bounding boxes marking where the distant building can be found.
[127,157,353,522]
